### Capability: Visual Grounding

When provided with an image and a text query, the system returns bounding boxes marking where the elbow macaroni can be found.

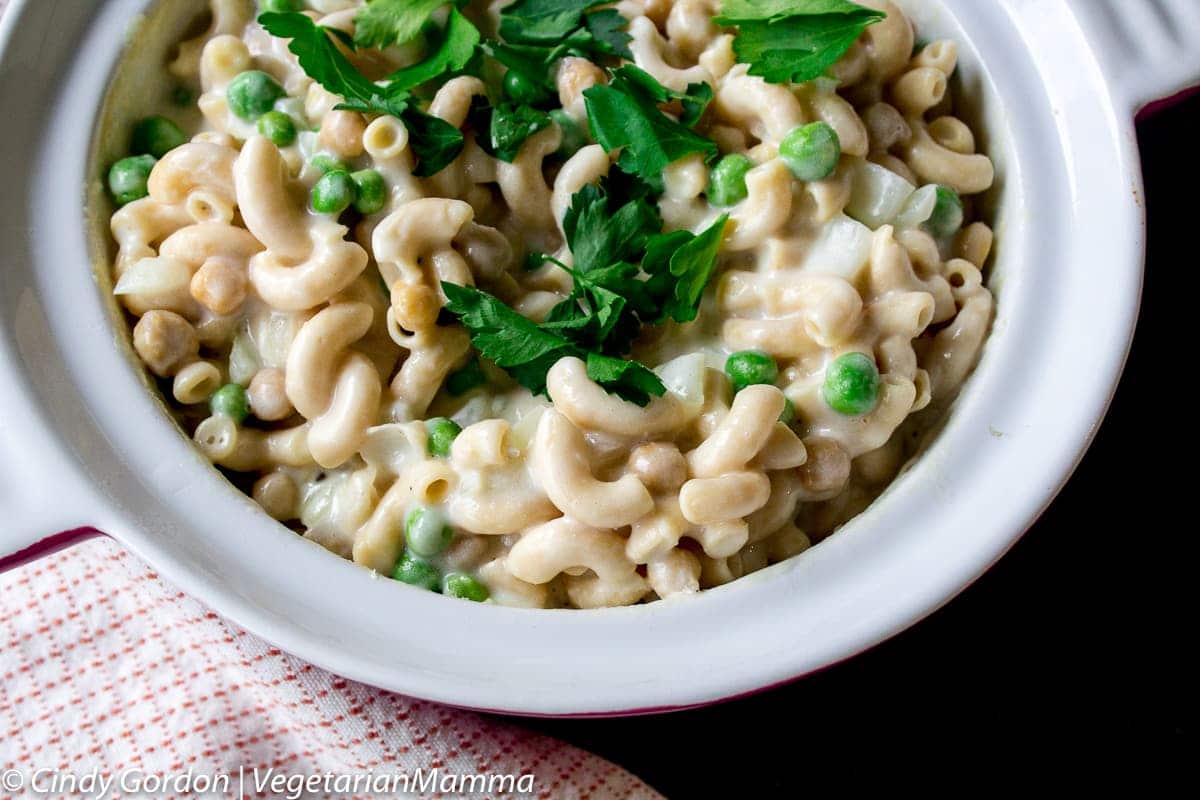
[106,0,997,608]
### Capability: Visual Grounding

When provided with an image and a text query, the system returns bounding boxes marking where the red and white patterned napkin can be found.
[0,537,660,799]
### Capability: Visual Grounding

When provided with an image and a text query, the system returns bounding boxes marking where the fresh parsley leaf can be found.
[602,65,712,128]
[679,82,713,128]
[639,215,731,324]
[441,282,575,377]
[713,0,885,84]
[561,176,661,275]
[385,8,480,92]
[583,66,718,188]
[440,282,665,405]
[484,41,558,92]
[498,0,607,44]
[496,0,631,71]
[657,215,730,324]
[583,9,633,60]
[719,0,876,18]
[354,0,447,49]
[553,175,728,348]
[395,106,467,176]
[261,12,382,100]
[487,102,554,162]
[441,172,726,405]
[584,352,665,407]
[641,228,694,301]
[259,12,465,176]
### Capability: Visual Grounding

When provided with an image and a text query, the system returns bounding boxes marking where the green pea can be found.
[131,116,186,159]
[310,170,356,215]
[351,169,386,215]
[210,383,249,423]
[724,350,779,394]
[549,109,587,158]
[822,352,880,416]
[404,506,454,558]
[503,70,550,104]
[391,550,441,591]
[260,0,301,12]
[310,153,348,174]
[780,121,842,181]
[780,397,795,425]
[924,185,964,239]
[425,417,462,458]
[443,573,489,602]
[256,110,297,147]
[446,358,486,396]
[707,153,754,206]
[227,70,285,121]
[107,155,157,206]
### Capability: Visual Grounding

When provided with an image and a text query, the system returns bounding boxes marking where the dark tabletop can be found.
[511,96,1196,792]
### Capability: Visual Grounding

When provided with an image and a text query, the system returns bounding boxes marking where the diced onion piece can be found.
[255,311,300,369]
[113,256,191,297]
[273,97,308,128]
[360,422,427,479]
[892,184,939,229]
[296,129,320,160]
[450,395,492,429]
[301,467,375,541]
[228,329,260,386]
[801,214,873,279]
[507,404,545,452]
[655,352,707,416]
[845,161,915,229]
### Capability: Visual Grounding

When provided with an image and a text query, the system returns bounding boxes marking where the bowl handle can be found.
[0,347,101,571]
[1069,0,1200,112]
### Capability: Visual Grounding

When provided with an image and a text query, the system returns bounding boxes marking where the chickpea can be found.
[247,367,293,421]
[318,110,366,159]
[627,442,689,494]
[190,259,247,315]
[132,310,198,377]
[797,437,851,496]
[391,282,441,332]
[253,471,299,521]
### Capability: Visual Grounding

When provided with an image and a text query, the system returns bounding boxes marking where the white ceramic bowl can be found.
[1,0,1197,716]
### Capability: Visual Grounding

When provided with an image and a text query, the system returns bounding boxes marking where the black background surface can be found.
[515,96,1196,792]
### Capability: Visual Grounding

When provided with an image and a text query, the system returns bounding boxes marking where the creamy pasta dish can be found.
[103,0,995,608]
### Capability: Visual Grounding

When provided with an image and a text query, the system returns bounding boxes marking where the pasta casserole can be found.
[102,0,995,608]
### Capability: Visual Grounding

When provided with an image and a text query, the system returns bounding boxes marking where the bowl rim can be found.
[0,0,1147,715]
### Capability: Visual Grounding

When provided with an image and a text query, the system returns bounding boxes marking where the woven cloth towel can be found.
[0,537,660,799]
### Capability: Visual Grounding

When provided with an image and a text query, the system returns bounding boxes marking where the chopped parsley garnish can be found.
[475,1,633,161]
[384,7,481,92]
[498,0,632,60]
[583,66,718,189]
[713,0,886,85]
[259,11,468,175]
[353,0,448,50]
[442,169,728,406]
[486,103,555,162]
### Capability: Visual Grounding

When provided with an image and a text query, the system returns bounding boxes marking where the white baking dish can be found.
[1,0,1196,716]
